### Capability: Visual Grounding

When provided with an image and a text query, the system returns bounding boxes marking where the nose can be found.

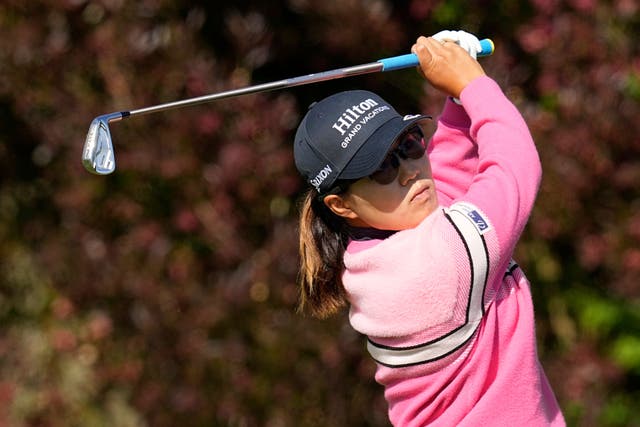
[398,157,420,186]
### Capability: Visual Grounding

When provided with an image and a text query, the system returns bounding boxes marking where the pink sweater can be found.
[342,77,565,426]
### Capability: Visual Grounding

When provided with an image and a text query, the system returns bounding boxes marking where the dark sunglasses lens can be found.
[400,129,426,159]
[369,127,425,185]
[370,155,399,185]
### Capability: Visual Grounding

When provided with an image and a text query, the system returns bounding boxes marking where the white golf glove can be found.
[431,30,482,59]
[431,30,482,103]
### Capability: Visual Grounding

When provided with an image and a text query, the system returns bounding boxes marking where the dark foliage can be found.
[0,1,638,426]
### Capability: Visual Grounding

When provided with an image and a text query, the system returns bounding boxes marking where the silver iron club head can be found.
[82,112,124,175]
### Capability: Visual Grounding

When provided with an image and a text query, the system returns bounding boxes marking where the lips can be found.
[410,182,430,202]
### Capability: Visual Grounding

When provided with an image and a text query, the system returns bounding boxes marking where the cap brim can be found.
[338,114,433,181]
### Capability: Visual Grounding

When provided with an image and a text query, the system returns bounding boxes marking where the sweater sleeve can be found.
[457,76,541,261]
[428,98,478,207]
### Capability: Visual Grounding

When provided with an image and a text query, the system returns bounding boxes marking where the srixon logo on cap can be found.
[310,164,332,191]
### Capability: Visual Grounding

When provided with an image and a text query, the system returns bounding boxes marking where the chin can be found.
[411,205,437,228]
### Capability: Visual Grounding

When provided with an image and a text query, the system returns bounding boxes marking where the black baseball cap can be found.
[293,90,431,194]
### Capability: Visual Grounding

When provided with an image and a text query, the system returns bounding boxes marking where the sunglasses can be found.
[368,126,426,185]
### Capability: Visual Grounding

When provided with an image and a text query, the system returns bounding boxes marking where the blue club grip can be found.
[479,38,495,56]
[378,38,494,72]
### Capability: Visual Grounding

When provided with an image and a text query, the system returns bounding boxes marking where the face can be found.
[325,129,439,231]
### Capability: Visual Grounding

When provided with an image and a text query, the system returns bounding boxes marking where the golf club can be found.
[82,39,494,175]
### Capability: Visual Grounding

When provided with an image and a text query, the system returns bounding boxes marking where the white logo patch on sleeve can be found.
[451,202,492,235]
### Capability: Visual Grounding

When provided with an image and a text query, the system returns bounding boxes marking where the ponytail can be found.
[297,189,350,319]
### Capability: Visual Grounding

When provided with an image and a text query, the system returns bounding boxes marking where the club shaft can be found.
[83,38,494,174]
[120,38,494,119]
[127,62,383,118]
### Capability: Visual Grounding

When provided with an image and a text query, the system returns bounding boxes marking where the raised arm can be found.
[457,76,541,253]
[428,98,478,207]
[413,36,541,259]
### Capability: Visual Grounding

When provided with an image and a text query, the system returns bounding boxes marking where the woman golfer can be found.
[293,31,565,426]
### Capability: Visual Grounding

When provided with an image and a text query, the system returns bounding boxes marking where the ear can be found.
[323,194,359,220]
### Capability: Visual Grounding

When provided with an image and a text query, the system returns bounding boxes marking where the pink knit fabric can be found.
[342,77,565,426]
